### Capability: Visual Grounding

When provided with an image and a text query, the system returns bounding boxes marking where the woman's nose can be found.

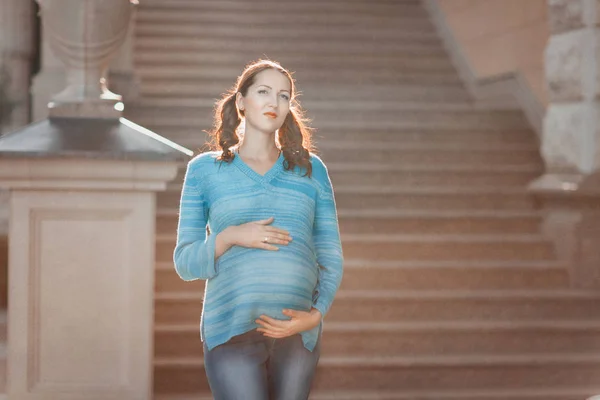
[268,94,279,108]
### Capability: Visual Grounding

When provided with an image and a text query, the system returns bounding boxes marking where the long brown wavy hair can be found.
[208,59,315,177]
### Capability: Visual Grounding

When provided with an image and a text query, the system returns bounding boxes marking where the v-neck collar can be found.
[232,150,285,184]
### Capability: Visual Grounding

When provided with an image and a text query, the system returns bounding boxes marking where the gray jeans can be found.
[203,328,321,400]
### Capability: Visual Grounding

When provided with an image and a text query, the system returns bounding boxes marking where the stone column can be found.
[533,0,600,187]
[0,0,35,133]
[0,1,192,398]
[529,0,600,288]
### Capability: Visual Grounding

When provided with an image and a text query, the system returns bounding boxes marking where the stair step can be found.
[338,233,554,261]
[154,320,600,360]
[134,72,459,89]
[312,109,530,128]
[135,36,446,57]
[133,98,534,128]
[166,160,542,182]
[137,98,517,114]
[154,289,600,325]
[309,388,600,400]
[337,210,543,234]
[156,233,555,263]
[139,0,425,15]
[156,206,543,234]
[152,127,537,149]
[126,110,530,131]
[158,185,538,211]
[155,258,568,292]
[0,310,6,394]
[134,52,451,75]
[153,353,600,393]
[332,185,538,210]
[135,23,442,45]
[314,128,538,144]
[139,98,512,113]
[154,387,600,400]
[136,66,460,83]
[327,166,540,186]
[135,82,470,102]
[0,310,6,344]
[319,148,540,165]
[158,149,543,171]
[159,131,538,154]
[136,9,432,28]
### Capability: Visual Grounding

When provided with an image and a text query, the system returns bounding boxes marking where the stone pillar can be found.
[1,156,180,400]
[534,0,600,185]
[0,1,192,398]
[529,0,600,288]
[0,0,35,133]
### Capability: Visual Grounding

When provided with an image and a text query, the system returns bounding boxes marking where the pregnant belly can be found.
[206,251,318,321]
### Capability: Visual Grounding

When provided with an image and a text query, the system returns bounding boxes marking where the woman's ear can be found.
[236,92,244,111]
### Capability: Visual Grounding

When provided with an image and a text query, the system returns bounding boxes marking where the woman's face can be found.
[237,68,292,135]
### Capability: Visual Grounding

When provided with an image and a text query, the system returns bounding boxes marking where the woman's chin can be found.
[245,119,284,136]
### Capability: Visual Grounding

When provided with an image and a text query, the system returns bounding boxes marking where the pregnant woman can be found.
[173,59,344,400]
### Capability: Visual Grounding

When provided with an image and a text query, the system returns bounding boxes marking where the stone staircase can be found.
[124,0,600,398]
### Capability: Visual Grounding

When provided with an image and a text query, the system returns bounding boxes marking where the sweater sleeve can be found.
[311,155,344,317]
[173,158,218,281]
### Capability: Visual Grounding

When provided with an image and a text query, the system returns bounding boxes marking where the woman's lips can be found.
[264,112,277,119]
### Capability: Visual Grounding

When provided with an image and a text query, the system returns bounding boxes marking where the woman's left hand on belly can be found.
[256,308,322,338]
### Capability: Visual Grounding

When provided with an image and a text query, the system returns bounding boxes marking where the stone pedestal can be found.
[530,0,600,288]
[0,118,190,399]
[5,165,160,399]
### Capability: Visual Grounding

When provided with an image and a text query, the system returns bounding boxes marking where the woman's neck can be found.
[237,131,280,161]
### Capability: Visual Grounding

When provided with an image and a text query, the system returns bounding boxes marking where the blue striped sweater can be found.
[173,150,344,351]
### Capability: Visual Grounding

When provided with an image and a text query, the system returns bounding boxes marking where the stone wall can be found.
[436,0,550,107]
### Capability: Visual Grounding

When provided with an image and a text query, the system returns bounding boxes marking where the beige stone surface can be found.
[436,0,549,106]
[548,0,585,33]
[542,104,587,172]
[523,65,549,105]
[545,31,585,101]
[595,105,600,169]
[0,157,179,399]
[7,189,154,399]
[596,30,600,98]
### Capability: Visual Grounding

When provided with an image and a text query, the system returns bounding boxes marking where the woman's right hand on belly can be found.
[221,217,292,251]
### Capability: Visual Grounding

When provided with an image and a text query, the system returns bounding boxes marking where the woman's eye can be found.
[258,89,268,95]
[280,94,290,101]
